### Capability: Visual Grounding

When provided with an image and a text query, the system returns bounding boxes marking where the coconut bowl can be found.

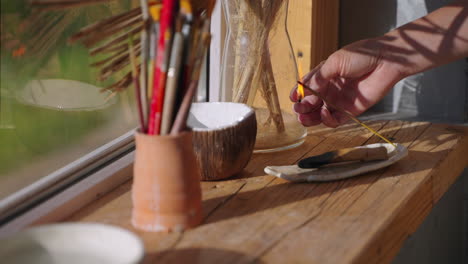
[187,102,257,181]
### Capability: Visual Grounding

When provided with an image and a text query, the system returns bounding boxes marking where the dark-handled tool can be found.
[298,146,388,169]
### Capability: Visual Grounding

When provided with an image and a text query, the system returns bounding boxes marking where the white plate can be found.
[0,223,144,264]
[264,143,408,182]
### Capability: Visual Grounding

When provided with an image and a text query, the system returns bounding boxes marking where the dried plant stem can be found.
[232,1,263,103]
[89,26,142,55]
[103,71,133,92]
[90,38,140,56]
[31,0,111,11]
[231,0,285,131]
[231,1,247,96]
[99,44,141,81]
[82,19,143,47]
[70,7,142,43]
[259,43,285,132]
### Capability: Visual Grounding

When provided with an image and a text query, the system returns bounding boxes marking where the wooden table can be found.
[69,120,468,264]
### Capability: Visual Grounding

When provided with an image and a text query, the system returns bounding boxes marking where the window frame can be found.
[0,3,218,236]
[0,130,134,237]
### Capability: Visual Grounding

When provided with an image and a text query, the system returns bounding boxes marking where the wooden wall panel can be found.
[287,0,339,71]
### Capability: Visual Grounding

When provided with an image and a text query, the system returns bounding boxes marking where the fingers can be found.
[296,105,347,128]
[320,107,340,128]
[293,95,322,114]
[317,52,341,81]
[290,54,359,128]
[298,112,322,127]
[290,61,324,102]
[292,86,324,127]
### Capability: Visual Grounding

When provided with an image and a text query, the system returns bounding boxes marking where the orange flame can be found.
[296,52,305,101]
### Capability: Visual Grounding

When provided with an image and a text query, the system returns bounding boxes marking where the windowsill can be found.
[47,120,468,263]
[0,148,134,238]
[2,111,466,239]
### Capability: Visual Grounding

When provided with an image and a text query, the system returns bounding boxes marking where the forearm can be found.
[379,1,468,77]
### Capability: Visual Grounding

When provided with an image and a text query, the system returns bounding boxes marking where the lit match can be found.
[296,51,305,102]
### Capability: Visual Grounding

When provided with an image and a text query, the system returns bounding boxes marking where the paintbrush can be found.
[140,0,151,127]
[170,19,211,135]
[148,4,162,102]
[178,0,194,100]
[160,32,184,135]
[147,0,177,135]
[128,34,147,133]
[297,81,396,146]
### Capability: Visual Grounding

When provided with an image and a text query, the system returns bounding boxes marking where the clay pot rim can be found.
[188,102,255,132]
[135,130,192,139]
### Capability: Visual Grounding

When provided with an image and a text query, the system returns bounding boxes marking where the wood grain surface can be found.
[68,120,468,264]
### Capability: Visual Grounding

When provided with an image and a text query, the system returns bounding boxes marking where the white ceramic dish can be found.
[0,223,144,264]
[264,143,408,182]
[187,102,255,131]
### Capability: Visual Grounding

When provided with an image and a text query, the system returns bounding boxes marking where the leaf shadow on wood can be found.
[143,247,264,264]
[202,122,461,225]
[340,5,468,67]
[306,6,468,119]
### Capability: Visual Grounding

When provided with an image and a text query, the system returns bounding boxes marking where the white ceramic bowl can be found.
[0,223,144,264]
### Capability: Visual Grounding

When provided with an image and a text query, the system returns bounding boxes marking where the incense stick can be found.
[297,81,396,146]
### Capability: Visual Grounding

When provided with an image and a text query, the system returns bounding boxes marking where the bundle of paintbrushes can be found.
[32,0,216,135]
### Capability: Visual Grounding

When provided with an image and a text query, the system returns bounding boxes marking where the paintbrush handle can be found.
[161,33,184,135]
[148,0,176,135]
[298,146,388,169]
[170,80,197,135]
[170,27,211,135]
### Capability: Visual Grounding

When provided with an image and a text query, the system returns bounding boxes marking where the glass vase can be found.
[220,0,307,153]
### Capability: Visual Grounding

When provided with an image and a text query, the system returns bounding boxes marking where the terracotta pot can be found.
[131,131,202,232]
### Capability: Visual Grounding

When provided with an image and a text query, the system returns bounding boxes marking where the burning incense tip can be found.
[296,51,305,102]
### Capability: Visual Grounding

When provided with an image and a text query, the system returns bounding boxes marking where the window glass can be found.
[0,1,138,200]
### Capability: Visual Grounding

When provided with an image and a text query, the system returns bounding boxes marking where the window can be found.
[0,1,138,222]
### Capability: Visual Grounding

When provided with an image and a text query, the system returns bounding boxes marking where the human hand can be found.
[290,38,404,128]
